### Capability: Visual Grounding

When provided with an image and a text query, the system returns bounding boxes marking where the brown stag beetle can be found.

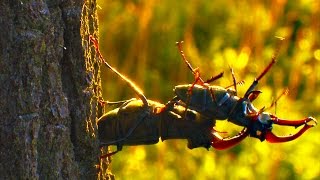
[171,41,317,148]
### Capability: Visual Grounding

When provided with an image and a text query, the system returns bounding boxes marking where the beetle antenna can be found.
[244,37,285,99]
[89,35,148,107]
[228,65,238,95]
[265,88,289,113]
[225,80,245,89]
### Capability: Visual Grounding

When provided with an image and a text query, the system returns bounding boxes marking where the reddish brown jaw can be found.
[272,116,317,127]
[265,124,313,143]
[211,128,249,150]
[265,116,317,143]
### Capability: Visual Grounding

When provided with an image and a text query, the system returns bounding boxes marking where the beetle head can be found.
[248,112,273,141]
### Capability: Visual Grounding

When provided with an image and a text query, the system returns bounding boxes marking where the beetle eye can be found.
[258,112,272,124]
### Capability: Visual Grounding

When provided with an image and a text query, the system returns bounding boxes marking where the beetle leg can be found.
[188,68,205,91]
[247,90,262,102]
[244,38,284,99]
[176,41,224,87]
[100,149,119,159]
[205,72,224,84]
[100,143,124,159]
[211,128,249,150]
[99,99,136,107]
[90,36,148,108]
[272,116,317,127]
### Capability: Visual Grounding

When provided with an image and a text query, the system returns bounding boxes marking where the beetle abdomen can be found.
[98,100,162,146]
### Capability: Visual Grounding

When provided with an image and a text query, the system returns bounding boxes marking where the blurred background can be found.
[97,0,320,179]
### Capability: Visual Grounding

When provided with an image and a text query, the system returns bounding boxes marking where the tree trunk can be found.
[0,0,112,179]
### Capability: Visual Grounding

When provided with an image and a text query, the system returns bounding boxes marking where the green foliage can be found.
[97,0,320,179]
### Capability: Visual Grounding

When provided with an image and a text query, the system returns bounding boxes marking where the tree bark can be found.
[0,0,112,179]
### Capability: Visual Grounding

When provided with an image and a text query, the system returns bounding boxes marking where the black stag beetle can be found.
[171,41,317,149]
[90,36,317,156]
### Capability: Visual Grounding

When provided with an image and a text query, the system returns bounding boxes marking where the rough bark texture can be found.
[0,0,112,179]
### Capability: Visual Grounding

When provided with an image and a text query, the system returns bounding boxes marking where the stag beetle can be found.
[90,36,317,156]
[171,41,317,148]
